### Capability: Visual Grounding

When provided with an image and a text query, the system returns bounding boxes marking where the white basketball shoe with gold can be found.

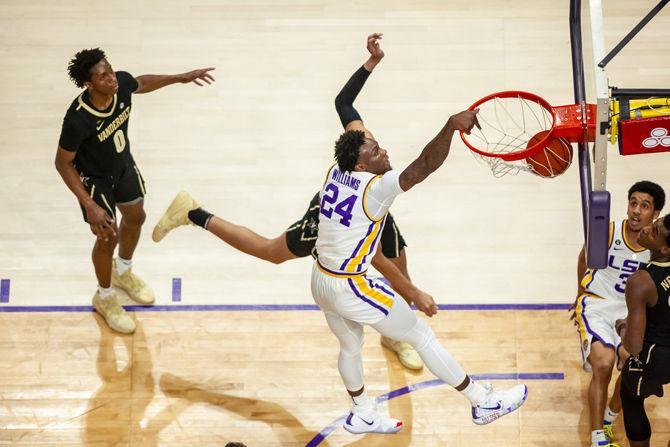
[111,260,155,305]
[92,291,136,334]
[152,191,199,242]
[381,336,424,370]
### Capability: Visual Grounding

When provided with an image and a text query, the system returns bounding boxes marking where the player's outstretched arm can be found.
[372,250,438,317]
[335,33,383,135]
[569,246,587,321]
[398,110,480,192]
[621,270,656,355]
[134,67,216,94]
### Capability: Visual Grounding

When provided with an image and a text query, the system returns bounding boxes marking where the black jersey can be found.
[641,261,670,346]
[58,71,138,178]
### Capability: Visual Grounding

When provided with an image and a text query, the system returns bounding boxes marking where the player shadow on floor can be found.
[84,314,315,446]
[158,372,331,446]
[84,314,158,445]
[85,314,210,446]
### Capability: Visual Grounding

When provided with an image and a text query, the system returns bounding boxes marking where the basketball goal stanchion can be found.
[461,0,669,270]
[572,0,610,270]
[586,0,670,268]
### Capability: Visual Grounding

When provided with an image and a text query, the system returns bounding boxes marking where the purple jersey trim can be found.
[340,221,376,271]
[347,278,389,316]
[365,277,395,298]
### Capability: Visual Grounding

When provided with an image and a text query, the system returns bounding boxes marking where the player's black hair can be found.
[67,48,106,88]
[224,443,247,447]
[334,130,366,173]
[664,214,670,247]
[629,181,665,211]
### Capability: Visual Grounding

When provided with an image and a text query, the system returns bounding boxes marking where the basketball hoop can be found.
[460,91,595,177]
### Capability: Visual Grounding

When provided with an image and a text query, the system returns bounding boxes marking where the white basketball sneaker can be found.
[343,402,403,435]
[471,383,528,425]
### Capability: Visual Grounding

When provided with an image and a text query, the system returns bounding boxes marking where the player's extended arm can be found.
[398,110,480,192]
[569,246,587,321]
[372,250,438,317]
[620,270,656,355]
[576,246,587,296]
[54,147,116,240]
[134,68,215,94]
[335,33,384,136]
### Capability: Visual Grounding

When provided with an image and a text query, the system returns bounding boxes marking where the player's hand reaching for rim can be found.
[85,203,116,242]
[179,67,216,86]
[447,109,481,135]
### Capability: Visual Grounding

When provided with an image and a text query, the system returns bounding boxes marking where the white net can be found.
[463,93,558,177]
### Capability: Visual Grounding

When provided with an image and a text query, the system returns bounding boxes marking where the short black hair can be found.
[224,443,247,447]
[664,214,670,247]
[67,48,106,88]
[628,180,665,211]
[334,130,365,172]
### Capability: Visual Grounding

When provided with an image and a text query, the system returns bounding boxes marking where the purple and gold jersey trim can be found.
[362,175,384,222]
[622,219,647,253]
[608,222,614,248]
[317,260,366,278]
[574,293,616,353]
[322,163,337,189]
[347,275,395,316]
[581,268,597,290]
[340,218,385,273]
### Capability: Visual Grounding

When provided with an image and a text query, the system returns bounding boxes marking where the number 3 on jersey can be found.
[320,183,357,227]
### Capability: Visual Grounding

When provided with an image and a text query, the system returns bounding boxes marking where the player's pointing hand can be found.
[180,67,216,86]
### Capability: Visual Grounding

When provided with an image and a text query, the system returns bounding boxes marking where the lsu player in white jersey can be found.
[574,181,665,447]
[311,33,527,435]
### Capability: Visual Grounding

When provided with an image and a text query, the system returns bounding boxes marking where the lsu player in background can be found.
[574,181,665,447]
[309,33,527,435]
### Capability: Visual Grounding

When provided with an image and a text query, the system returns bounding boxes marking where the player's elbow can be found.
[334,92,345,110]
[54,155,66,173]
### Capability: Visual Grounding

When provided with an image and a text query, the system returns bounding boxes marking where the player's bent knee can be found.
[123,209,146,228]
[95,234,119,251]
[590,356,615,379]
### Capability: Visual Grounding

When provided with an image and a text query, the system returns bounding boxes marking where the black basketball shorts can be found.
[621,342,670,400]
[78,162,146,222]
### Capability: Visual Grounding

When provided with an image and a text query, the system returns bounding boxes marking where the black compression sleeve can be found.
[334,65,371,129]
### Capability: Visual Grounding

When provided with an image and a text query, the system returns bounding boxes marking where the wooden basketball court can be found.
[1,1,669,445]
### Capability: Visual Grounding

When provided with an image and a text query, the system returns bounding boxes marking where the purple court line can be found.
[0,279,9,303]
[305,373,564,447]
[172,278,182,302]
[0,303,571,312]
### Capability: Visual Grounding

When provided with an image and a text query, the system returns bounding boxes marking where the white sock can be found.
[592,429,606,444]
[461,379,488,405]
[98,285,114,299]
[351,390,371,407]
[116,257,132,275]
[603,406,618,424]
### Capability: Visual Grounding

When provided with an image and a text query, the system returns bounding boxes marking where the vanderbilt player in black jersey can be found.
[55,48,214,333]
[616,214,670,447]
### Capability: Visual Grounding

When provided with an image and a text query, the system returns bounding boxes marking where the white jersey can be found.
[316,164,404,276]
[581,219,649,301]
